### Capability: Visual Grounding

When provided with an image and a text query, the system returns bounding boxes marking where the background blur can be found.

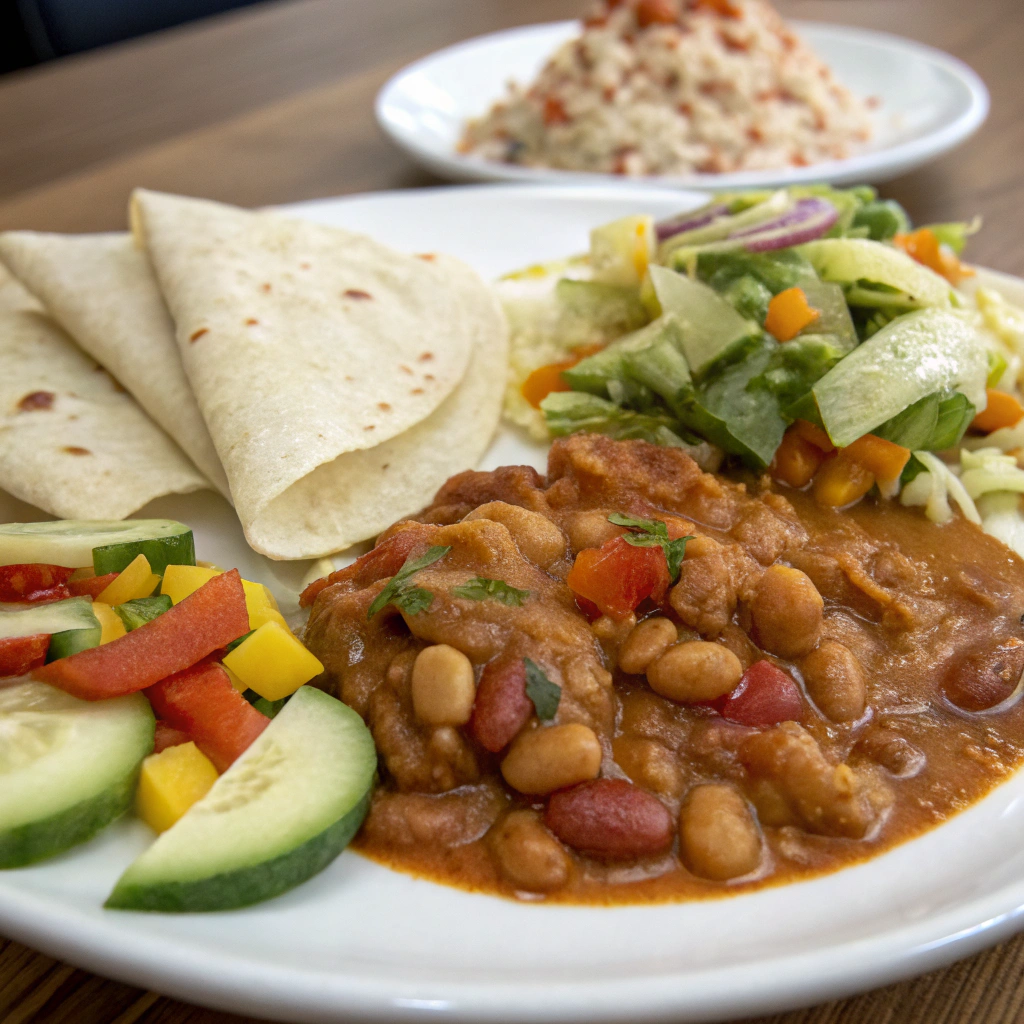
[0,0,267,73]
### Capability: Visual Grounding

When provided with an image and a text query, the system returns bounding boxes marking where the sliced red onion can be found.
[729,197,839,252]
[655,204,730,243]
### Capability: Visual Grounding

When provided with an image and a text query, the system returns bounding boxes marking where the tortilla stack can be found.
[131,190,495,559]
[0,231,229,496]
[0,266,207,520]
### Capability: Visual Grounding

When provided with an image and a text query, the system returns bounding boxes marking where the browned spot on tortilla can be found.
[419,352,435,362]
[424,374,436,382]
[345,375,355,382]
[64,446,91,456]
[411,387,424,395]
[400,364,413,375]
[300,261,312,270]
[416,253,437,261]
[382,464,390,471]
[18,391,55,411]
[378,402,392,412]
[344,289,373,300]
[190,328,209,343]
[260,283,272,293]
[364,425,376,431]
[245,318,259,326]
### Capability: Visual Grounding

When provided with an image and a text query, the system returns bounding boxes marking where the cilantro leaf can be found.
[367,545,450,619]
[452,577,530,606]
[524,658,561,721]
[607,513,693,583]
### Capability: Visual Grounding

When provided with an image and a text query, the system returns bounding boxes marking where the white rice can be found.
[461,0,874,177]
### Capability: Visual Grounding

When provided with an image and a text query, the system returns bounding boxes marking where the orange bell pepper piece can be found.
[520,344,605,409]
[894,228,974,285]
[840,434,911,485]
[772,429,827,488]
[764,287,820,343]
[812,454,875,508]
[790,418,835,454]
[972,389,1024,434]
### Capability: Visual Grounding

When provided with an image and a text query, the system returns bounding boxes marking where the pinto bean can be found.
[619,617,678,675]
[801,640,867,723]
[647,641,743,703]
[470,658,532,753]
[489,810,571,893]
[464,501,567,569]
[750,565,823,659]
[680,784,762,881]
[501,723,602,795]
[545,778,673,859]
[411,645,476,726]
[612,735,684,799]
[566,510,623,552]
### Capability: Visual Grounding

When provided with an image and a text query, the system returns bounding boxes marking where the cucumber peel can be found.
[106,686,376,912]
[0,682,154,868]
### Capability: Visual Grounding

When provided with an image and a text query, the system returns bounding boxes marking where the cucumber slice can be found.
[0,596,98,641]
[0,520,194,574]
[106,686,376,912]
[812,308,988,447]
[0,682,154,867]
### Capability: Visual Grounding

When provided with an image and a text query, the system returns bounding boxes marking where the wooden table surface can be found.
[2,0,1024,1021]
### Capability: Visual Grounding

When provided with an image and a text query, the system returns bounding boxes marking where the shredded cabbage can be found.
[977,492,1024,559]
[959,447,1024,500]
[899,451,980,525]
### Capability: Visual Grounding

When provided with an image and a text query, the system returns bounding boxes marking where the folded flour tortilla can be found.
[0,266,207,520]
[0,231,229,496]
[131,190,489,559]
[254,255,509,556]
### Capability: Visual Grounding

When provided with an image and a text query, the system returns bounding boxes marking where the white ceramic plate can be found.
[376,21,990,190]
[4,185,1024,1024]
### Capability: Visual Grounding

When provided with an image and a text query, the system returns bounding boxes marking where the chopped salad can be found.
[500,184,1024,555]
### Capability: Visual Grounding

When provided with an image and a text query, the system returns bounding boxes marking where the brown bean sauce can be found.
[303,435,1024,904]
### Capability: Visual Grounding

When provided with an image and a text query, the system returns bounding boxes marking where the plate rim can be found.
[375,18,991,190]
[2,183,1023,1024]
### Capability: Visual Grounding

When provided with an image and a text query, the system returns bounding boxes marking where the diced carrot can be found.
[693,0,742,16]
[153,720,192,753]
[0,564,73,603]
[67,571,119,599]
[772,430,827,488]
[636,0,677,27]
[764,287,820,342]
[146,661,269,773]
[0,634,50,677]
[790,418,835,453]
[33,569,250,701]
[520,344,605,410]
[972,389,1024,434]
[543,95,569,125]
[812,454,875,507]
[894,228,974,285]
[841,433,911,484]
[567,536,670,620]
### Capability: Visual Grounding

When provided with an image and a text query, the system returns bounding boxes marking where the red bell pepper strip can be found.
[0,564,73,603]
[153,720,192,753]
[66,571,119,599]
[147,661,269,772]
[718,660,803,727]
[0,634,50,677]
[566,535,670,620]
[33,569,250,700]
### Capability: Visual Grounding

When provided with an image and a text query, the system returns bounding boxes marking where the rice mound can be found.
[460,0,874,177]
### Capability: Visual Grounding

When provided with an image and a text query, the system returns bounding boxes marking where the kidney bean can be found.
[718,660,802,727]
[943,637,1024,712]
[470,658,533,753]
[545,778,673,859]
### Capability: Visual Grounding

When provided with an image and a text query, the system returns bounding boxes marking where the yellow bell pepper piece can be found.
[222,663,248,693]
[161,564,219,604]
[92,601,126,644]
[96,554,159,605]
[223,621,324,701]
[241,579,289,631]
[135,742,218,834]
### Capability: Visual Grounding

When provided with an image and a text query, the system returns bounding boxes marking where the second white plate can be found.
[376,20,990,190]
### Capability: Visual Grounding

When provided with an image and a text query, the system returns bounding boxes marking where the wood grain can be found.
[2,0,1024,1020]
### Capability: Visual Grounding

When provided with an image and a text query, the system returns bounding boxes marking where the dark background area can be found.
[0,0,266,73]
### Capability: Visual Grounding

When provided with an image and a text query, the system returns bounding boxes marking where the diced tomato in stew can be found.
[0,564,73,603]
[146,661,269,772]
[0,634,50,677]
[718,659,803,727]
[567,536,670,620]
